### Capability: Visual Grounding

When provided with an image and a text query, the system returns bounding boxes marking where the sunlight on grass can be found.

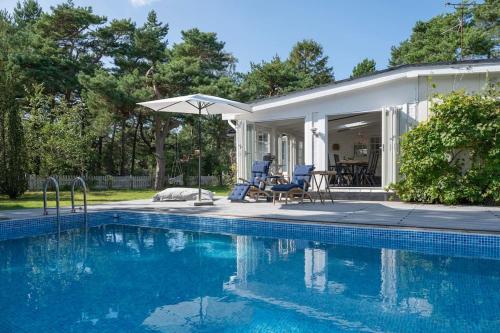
[0,186,230,211]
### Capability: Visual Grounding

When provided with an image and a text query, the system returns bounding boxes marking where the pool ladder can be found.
[71,177,88,229]
[43,177,61,233]
[43,177,88,233]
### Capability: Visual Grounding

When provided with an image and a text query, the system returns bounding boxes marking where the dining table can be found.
[338,160,368,186]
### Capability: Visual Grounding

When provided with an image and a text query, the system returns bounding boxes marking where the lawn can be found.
[0,186,231,211]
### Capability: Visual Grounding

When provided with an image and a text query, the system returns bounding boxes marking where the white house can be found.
[222,59,500,193]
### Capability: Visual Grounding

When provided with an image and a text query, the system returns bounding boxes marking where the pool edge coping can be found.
[2,208,500,237]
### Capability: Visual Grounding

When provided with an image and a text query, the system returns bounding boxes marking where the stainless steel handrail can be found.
[70,177,88,215]
[43,177,60,234]
[71,177,89,234]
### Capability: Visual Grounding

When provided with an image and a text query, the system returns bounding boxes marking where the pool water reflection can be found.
[0,224,499,332]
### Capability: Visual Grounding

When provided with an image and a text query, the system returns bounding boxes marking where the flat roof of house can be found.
[250,58,500,110]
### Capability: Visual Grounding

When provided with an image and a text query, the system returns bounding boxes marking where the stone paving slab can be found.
[1,197,499,234]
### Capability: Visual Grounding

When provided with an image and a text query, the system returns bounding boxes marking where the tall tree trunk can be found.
[107,122,117,175]
[130,114,141,176]
[119,117,127,176]
[96,136,103,174]
[153,115,167,190]
[145,66,178,190]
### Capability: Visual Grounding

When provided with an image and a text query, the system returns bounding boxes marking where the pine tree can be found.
[351,58,376,78]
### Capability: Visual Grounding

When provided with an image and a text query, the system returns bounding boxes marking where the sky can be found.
[1,0,455,79]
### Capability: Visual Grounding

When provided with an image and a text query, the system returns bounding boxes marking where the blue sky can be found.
[2,0,454,79]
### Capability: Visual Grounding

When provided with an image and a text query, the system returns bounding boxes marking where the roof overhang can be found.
[248,61,500,113]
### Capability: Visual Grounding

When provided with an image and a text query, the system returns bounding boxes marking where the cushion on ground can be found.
[152,187,214,202]
[228,184,251,201]
[271,183,302,191]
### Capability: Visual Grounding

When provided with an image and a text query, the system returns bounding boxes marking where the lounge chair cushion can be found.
[291,164,315,190]
[271,183,301,192]
[252,160,270,174]
[249,161,271,189]
[228,184,251,201]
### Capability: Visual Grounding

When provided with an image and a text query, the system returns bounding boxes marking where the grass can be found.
[0,185,231,211]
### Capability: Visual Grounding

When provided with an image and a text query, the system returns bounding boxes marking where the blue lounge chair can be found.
[271,165,315,204]
[228,160,271,202]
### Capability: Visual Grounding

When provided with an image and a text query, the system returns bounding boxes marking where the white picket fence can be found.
[27,174,220,190]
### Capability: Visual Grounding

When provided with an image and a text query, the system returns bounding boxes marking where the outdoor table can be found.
[338,160,368,186]
[311,170,335,204]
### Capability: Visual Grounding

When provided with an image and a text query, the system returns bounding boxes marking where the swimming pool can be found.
[0,211,499,332]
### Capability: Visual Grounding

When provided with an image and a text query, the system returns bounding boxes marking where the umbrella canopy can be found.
[138,94,251,205]
[137,94,251,114]
[142,296,251,333]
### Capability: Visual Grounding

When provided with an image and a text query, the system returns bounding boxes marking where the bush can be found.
[392,90,499,205]
[0,88,28,199]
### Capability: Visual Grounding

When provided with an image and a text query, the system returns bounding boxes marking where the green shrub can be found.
[392,90,499,205]
[0,87,28,199]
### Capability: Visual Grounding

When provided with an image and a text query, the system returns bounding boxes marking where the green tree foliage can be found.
[393,90,500,205]
[151,28,238,187]
[0,7,27,198]
[241,55,305,99]
[472,0,499,58]
[23,84,95,176]
[351,58,376,78]
[2,1,336,194]
[241,39,333,100]
[18,1,107,100]
[13,0,42,27]
[288,39,333,84]
[0,87,27,198]
[390,1,497,66]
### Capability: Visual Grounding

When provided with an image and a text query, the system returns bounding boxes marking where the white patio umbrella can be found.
[142,296,251,332]
[138,94,251,206]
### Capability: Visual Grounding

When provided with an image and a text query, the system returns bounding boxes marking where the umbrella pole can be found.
[194,103,213,206]
[198,106,202,202]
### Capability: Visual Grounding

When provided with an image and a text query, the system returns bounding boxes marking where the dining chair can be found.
[359,150,380,186]
[333,154,351,186]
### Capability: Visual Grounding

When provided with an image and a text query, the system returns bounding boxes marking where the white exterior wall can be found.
[228,63,500,189]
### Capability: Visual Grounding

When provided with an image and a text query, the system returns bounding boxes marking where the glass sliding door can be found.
[278,135,289,175]
[255,129,270,161]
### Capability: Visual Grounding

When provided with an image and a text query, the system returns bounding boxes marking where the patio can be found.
[2,198,499,234]
[243,110,384,194]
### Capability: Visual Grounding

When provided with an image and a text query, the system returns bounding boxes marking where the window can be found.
[297,141,304,165]
[370,136,382,154]
[256,130,270,160]
[279,135,289,174]
[353,144,368,159]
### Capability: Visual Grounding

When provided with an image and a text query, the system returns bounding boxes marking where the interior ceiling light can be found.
[337,121,369,130]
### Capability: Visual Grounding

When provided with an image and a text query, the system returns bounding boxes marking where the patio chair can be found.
[332,154,350,186]
[271,164,315,204]
[228,160,272,202]
[359,150,380,186]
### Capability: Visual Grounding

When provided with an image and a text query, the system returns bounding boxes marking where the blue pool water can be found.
[0,214,499,332]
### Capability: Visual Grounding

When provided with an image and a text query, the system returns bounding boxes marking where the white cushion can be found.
[152,187,214,202]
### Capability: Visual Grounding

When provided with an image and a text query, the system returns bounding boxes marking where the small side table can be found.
[311,171,335,204]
